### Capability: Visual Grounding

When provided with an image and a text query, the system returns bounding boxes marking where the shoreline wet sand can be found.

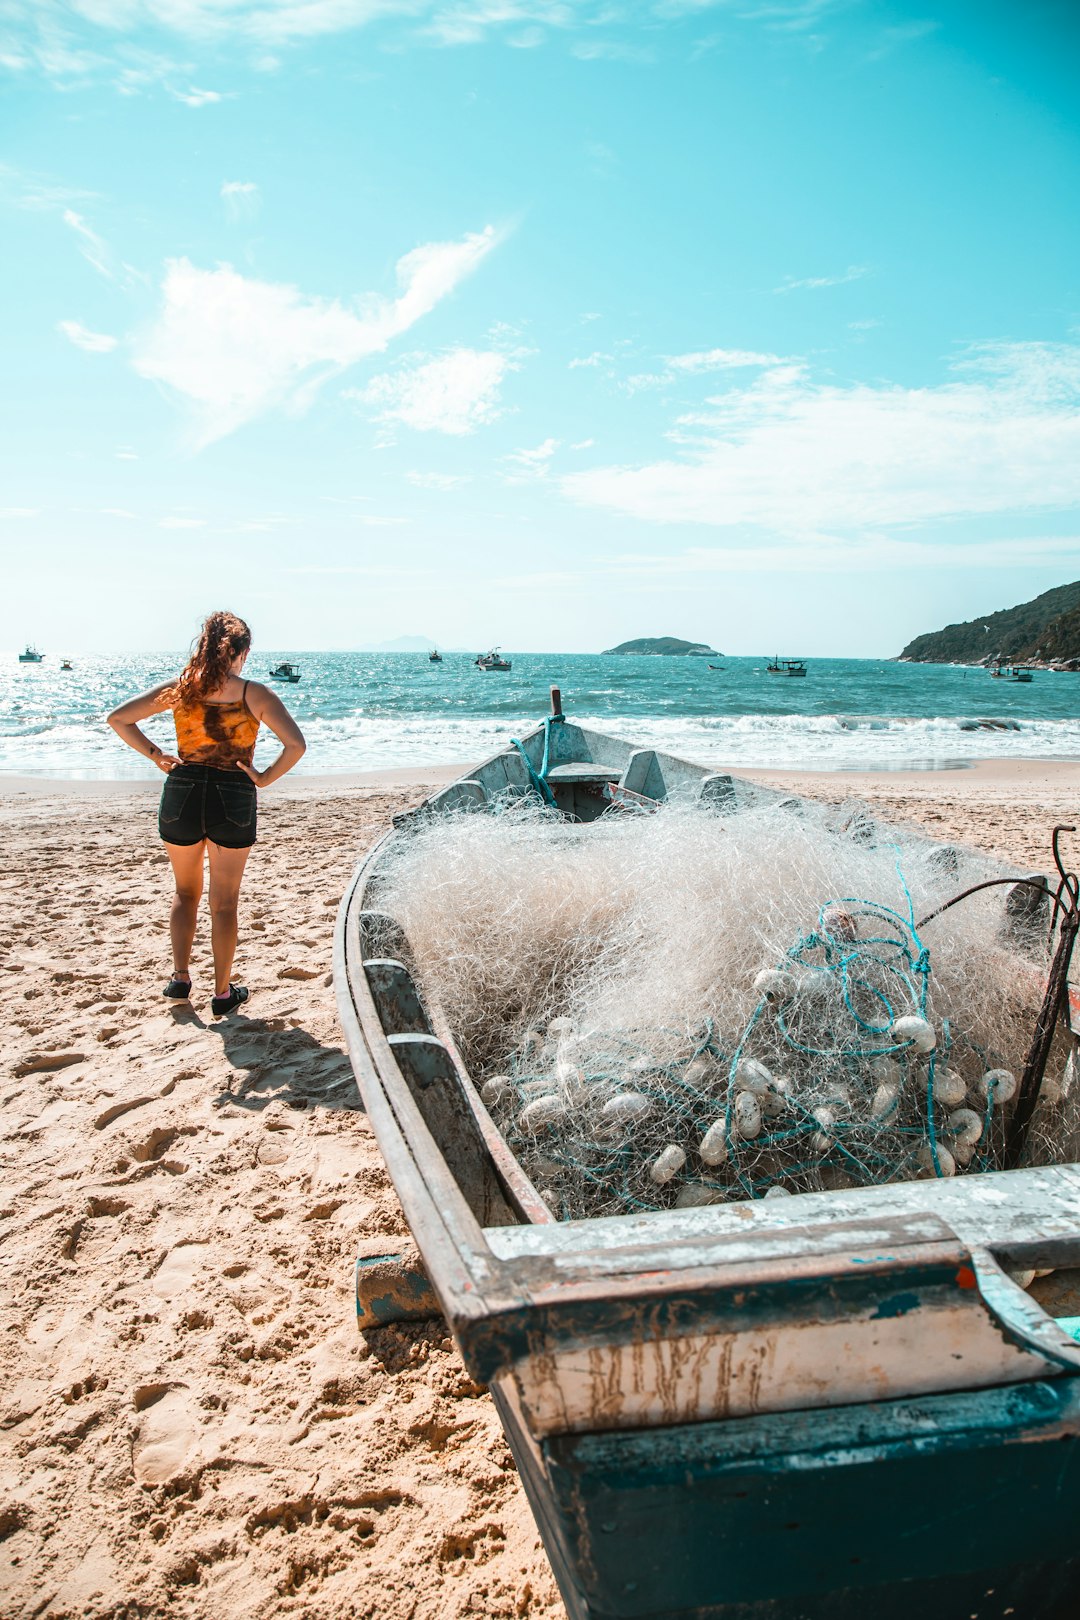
[1,758,1075,1617]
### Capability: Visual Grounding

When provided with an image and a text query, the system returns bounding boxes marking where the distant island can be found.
[899,581,1080,668]
[605,636,720,656]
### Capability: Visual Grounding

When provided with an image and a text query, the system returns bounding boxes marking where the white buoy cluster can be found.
[475,990,1030,1220]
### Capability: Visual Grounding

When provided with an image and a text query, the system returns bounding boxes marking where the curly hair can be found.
[173,611,252,705]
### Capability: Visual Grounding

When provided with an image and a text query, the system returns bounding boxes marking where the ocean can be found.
[2,651,1076,780]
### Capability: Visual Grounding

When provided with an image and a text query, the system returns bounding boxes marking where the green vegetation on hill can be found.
[899,581,1080,664]
[605,636,719,656]
[1023,602,1080,663]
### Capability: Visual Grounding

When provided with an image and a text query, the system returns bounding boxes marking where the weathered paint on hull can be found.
[495,1376,1080,1620]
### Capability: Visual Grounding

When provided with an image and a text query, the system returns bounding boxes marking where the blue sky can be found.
[2,0,1079,655]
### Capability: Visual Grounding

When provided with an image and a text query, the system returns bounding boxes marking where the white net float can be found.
[932,1067,968,1108]
[734,1092,763,1140]
[650,1144,687,1185]
[975,1068,1018,1105]
[481,1075,513,1106]
[518,1095,569,1133]
[734,1058,774,1096]
[699,1119,729,1166]
[601,1091,653,1129]
[870,1082,900,1121]
[916,1141,956,1177]
[753,968,796,1003]
[891,1015,936,1053]
[675,1181,720,1208]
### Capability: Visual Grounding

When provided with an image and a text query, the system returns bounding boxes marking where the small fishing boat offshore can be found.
[476,647,512,671]
[268,660,301,683]
[990,662,1034,683]
[335,687,1080,1620]
[767,656,807,676]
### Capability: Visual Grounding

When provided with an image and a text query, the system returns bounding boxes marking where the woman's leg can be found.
[206,842,251,997]
[164,841,205,979]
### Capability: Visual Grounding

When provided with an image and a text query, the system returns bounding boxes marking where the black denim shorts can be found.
[158,764,258,849]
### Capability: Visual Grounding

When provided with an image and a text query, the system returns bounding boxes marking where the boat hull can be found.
[497,1376,1080,1619]
[334,709,1080,1619]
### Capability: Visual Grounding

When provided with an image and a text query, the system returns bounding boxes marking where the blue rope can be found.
[509,730,557,808]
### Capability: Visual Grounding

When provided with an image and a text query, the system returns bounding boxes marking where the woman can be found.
[108,611,306,1016]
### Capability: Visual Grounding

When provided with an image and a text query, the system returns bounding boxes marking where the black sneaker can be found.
[163,976,192,1002]
[211,984,250,1017]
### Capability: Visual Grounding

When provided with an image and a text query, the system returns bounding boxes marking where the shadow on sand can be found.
[209,1012,362,1113]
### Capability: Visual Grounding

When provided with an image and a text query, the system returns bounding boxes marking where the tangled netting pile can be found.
[378,798,1074,1220]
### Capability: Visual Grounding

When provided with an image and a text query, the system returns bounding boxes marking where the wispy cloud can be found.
[665,347,784,371]
[170,84,223,106]
[131,225,500,444]
[569,351,612,369]
[357,346,515,437]
[62,208,143,289]
[502,436,559,479]
[0,506,39,518]
[57,319,118,353]
[3,0,860,81]
[221,179,261,221]
[562,341,1080,539]
[774,264,869,294]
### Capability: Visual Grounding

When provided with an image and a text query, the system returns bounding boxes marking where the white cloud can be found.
[569,351,611,369]
[58,319,118,353]
[221,179,261,221]
[665,347,783,371]
[358,347,514,436]
[131,225,499,443]
[61,207,143,289]
[406,470,472,489]
[0,506,39,518]
[502,436,559,479]
[570,438,594,450]
[171,84,223,106]
[561,342,1080,539]
[774,264,869,294]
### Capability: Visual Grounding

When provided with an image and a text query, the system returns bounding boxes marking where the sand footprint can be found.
[131,1383,197,1485]
[152,1240,211,1299]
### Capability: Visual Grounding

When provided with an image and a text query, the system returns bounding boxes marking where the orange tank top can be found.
[173,683,260,769]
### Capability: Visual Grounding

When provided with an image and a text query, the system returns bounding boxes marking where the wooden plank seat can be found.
[544,762,622,784]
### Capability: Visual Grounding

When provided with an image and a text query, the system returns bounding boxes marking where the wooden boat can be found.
[476,647,512,671]
[429,648,443,663]
[18,645,44,663]
[268,661,301,683]
[60,658,73,670]
[767,656,807,676]
[335,690,1080,1619]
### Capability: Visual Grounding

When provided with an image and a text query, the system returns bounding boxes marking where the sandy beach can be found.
[2,757,1076,1619]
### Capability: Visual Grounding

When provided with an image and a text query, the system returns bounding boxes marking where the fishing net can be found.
[377,797,1074,1221]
